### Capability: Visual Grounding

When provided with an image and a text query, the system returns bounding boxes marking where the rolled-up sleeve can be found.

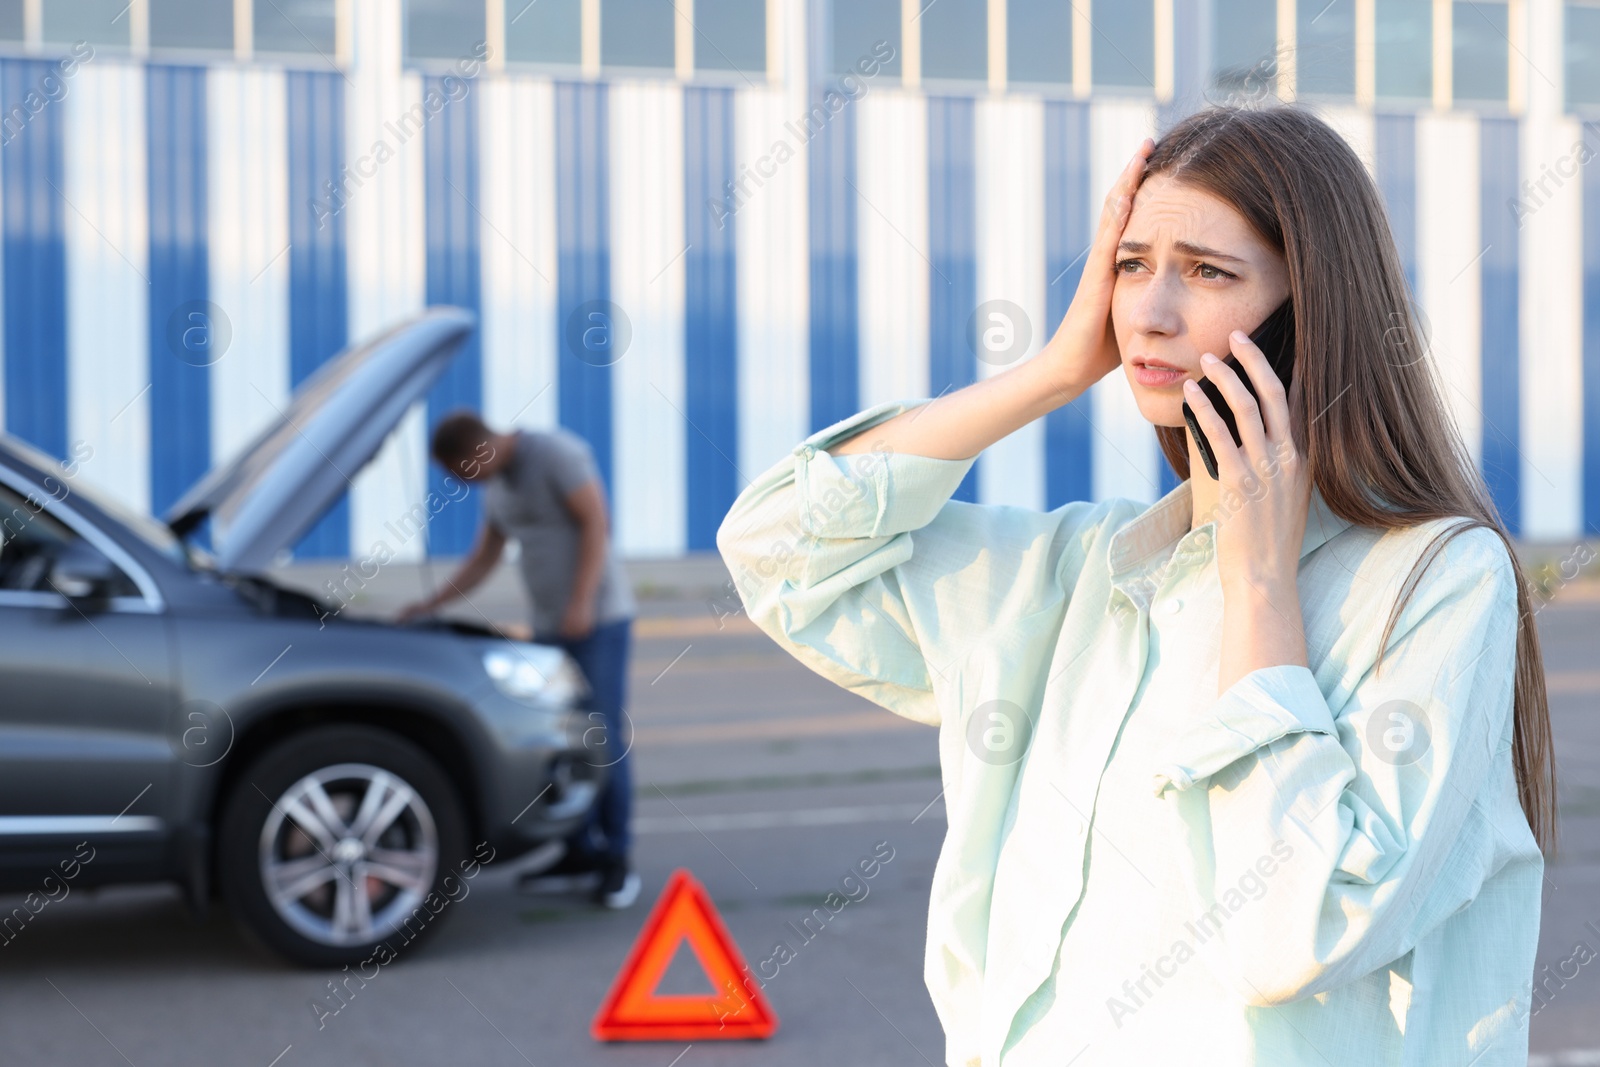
[1147,524,1524,1007]
[716,398,1106,728]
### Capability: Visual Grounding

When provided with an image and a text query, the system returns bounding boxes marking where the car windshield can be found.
[1,437,191,567]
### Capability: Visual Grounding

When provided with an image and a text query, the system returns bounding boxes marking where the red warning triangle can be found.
[591,867,778,1041]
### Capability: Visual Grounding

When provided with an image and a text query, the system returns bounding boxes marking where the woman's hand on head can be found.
[830,139,1154,461]
[1038,137,1154,399]
[1182,331,1311,599]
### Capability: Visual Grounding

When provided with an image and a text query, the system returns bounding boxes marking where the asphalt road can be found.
[3,562,1600,1066]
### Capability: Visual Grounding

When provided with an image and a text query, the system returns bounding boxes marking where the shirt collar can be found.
[494,430,525,482]
[1107,477,1351,580]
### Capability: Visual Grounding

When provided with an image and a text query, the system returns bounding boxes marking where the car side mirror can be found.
[48,540,117,602]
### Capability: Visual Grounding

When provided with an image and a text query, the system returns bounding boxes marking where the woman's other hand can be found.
[1183,329,1310,592]
[1182,328,1313,692]
[1039,137,1154,397]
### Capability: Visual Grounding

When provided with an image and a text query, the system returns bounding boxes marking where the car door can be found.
[0,475,177,883]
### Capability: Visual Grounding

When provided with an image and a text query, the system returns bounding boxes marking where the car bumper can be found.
[469,692,613,861]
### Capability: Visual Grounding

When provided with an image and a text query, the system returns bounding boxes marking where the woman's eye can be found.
[1114,258,1140,273]
[1196,262,1234,280]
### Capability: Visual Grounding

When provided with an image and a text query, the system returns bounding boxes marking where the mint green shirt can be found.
[716,398,1542,1066]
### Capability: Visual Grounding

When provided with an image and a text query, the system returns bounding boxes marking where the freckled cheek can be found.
[1109,283,1132,351]
[1190,317,1233,361]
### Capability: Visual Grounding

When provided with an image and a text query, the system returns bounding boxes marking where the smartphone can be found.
[1180,297,1296,480]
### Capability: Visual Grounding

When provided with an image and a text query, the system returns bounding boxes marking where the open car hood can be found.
[164,308,475,574]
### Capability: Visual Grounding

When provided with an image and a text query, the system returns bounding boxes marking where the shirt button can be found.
[1162,598,1183,615]
[793,443,817,460]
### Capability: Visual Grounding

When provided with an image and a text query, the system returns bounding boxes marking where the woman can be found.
[716,105,1556,1065]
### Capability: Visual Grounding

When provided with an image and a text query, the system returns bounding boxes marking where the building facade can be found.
[0,0,1596,559]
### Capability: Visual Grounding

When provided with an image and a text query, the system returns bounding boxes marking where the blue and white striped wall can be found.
[1,9,1599,558]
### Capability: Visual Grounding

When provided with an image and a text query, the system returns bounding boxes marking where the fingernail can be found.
[1200,352,1217,364]
[1183,379,1199,392]
[1231,329,1247,342]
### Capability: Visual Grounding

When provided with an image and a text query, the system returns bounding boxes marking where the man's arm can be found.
[396,521,507,621]
[558,478,610,638]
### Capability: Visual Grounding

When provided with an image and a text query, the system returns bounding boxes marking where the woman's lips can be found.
[1132,363,1188,388]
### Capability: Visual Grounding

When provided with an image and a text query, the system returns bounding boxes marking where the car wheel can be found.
[218,725,469,968]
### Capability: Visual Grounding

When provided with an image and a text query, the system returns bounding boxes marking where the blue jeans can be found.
[536,616,633,862]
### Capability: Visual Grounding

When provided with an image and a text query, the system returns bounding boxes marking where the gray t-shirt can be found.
[481,429,635,637]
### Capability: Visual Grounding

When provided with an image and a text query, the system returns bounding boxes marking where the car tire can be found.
[218,725,470,968]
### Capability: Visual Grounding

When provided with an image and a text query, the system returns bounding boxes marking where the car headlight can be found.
[482,645,588,706]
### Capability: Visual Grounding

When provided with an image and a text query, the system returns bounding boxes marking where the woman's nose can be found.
[1126,274,1183,336]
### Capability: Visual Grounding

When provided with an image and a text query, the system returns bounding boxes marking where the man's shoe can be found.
[593,856,641,909]
[517,841,605,894]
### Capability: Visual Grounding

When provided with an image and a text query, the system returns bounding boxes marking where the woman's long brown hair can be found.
[1145,105,1557,857]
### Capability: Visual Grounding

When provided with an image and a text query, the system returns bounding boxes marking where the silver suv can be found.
[0,310,608,966]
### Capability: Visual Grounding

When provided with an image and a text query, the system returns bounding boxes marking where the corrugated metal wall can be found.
[1587,119,1600,536]
[2,60,68,461]
[422,70,484,553]
[554,80,613,509]
[0,2,1597,558]
[683,86,739,551]
[146,64,210,517]
[928,94,979,503]
[1043,99,1095,510]
[286,69,349,558]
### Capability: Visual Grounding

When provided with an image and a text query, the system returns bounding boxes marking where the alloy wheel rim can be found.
[258,762,439,947]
